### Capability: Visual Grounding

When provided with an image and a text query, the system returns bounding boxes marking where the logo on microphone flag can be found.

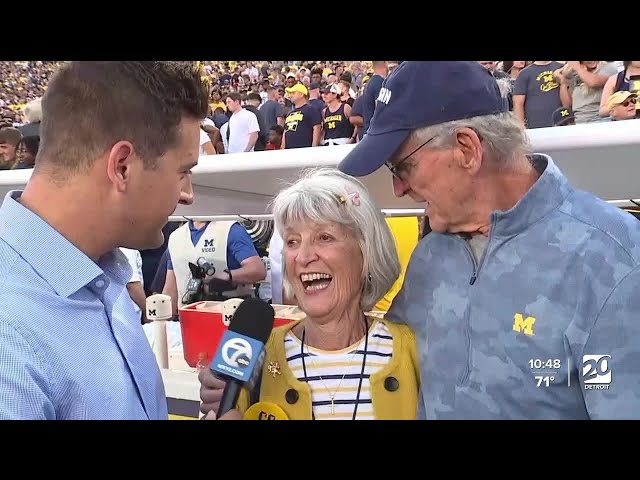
[211,330,264,382]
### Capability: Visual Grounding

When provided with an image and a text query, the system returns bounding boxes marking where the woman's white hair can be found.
[270,167,401,311]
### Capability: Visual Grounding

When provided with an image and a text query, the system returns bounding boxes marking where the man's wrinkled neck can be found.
[455,156,540,237]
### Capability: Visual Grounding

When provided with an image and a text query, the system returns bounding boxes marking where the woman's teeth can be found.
[300,273,333,292]
[300,273,332,282]
[305,281,330,291]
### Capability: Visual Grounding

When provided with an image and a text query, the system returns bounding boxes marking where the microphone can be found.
[210,297,275,417]
[243,402,289,420]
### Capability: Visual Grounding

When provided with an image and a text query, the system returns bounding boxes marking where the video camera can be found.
[181,257,237,306]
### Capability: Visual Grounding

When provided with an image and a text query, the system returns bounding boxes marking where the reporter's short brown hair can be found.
[39,61,210,173]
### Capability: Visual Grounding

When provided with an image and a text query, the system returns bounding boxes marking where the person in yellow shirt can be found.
[374,216,420,312]
[209,89,226,112]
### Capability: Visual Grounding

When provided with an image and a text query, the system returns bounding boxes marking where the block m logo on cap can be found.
[377,87,392,105]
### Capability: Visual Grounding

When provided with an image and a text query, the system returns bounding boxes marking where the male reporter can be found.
[0,62,210,420]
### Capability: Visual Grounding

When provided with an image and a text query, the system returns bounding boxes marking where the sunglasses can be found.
[620,97,637,107]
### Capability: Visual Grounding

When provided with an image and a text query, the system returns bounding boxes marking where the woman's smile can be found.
[300,272,333,293]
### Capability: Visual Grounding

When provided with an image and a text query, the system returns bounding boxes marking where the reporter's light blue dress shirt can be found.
[0,191,168,420]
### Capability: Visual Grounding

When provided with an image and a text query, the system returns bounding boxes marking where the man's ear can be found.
[454,128,483,174]
[106,141,136,193]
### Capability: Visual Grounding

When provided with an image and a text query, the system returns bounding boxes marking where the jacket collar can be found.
[490,154,573,238]
[0,191,131,297]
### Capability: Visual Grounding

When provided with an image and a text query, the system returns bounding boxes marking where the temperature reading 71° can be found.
[535,376,555,387]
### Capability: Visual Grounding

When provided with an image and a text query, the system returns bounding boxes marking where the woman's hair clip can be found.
[348,191,361,206]
[338,188,361,207]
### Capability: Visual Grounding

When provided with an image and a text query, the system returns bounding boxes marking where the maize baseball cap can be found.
[338,61,509,177]
[286,83,308,96]
[607,91,637,111]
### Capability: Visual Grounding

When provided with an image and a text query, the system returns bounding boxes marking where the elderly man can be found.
[338,61,640,420]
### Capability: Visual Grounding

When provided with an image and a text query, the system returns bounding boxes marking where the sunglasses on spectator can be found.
[620,98,637,107]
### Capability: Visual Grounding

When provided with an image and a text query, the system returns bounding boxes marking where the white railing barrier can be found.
[1,120,640,217]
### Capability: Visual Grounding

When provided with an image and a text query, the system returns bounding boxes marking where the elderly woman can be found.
[199,168,420,420]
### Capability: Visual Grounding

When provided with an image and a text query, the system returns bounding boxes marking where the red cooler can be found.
[178,301,304,368]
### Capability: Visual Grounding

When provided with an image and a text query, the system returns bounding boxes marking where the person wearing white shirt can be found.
[220,122,229,153]
[259,89,269,106]
[243,62,259,82]
[225,92,260,154]
[120,247,184,352]
[199,127,215,155]
[120,247,147,323]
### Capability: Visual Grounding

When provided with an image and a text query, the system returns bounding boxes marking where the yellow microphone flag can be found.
[244,402,289,420]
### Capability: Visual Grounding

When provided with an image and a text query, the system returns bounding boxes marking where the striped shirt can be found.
[285,320,393,420]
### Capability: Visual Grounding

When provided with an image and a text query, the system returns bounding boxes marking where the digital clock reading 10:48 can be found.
[529,359,561,369]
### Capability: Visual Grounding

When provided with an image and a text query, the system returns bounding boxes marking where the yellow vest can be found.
[374,217,420,312]
[237,318,420,420]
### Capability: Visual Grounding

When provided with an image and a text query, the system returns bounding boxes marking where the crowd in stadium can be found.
[1,60,638,172]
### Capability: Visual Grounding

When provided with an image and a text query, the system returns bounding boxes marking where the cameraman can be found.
[162,219,266,323]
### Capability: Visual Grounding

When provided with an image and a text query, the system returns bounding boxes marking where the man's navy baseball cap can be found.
[338,61,509,177]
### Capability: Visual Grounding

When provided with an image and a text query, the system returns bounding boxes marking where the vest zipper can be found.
[466,242,479,285]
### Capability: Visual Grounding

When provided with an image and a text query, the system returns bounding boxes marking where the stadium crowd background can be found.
[1,60,637,169]
[0,60,390,125]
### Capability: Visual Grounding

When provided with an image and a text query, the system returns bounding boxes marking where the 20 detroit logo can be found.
[222,338,253,368]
